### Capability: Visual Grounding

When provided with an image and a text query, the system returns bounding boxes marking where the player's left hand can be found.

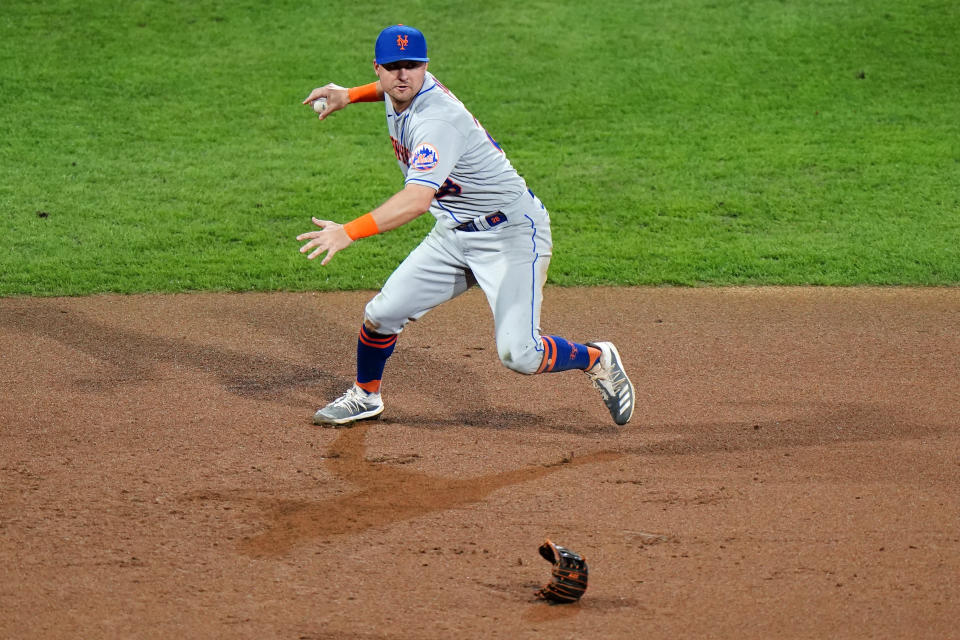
[297,217,354,265]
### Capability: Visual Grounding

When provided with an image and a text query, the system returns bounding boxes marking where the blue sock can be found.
[356,324,397,393]
[536,336,597,373]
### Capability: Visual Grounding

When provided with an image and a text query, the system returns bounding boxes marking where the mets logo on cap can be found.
[375,24,430,65]
[410,143,439,171]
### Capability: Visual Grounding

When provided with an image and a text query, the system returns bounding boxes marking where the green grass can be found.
[2,0,958,296]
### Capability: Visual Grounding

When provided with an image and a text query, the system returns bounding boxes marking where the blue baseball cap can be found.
[375,24,429,65]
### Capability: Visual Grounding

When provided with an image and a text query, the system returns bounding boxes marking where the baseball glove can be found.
[535,539,588,603]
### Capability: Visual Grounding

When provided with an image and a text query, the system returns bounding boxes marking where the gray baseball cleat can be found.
[585,342,635,425]
[313,385,384,426]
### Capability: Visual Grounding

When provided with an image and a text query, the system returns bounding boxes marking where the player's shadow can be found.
[238,424,621,557]
[0,302,347,400]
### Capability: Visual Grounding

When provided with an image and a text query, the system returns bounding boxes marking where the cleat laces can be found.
[584,342,635,425]
[588,365,628,399]
[329,386,374,413]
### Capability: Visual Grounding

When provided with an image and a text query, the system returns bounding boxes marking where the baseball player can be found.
[297,24,635,427]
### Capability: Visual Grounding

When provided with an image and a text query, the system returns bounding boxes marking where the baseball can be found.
[313,97,327,114]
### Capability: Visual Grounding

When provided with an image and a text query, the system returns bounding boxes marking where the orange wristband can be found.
[347,82,380,103]
[343,213,380,240]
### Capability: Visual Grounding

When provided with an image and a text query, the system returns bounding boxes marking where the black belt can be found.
[454,212,507,232]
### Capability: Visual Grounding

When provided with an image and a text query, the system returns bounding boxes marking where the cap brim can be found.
[376,56,430,65]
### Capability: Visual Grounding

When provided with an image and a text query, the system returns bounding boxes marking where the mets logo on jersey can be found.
[410,143,439,171]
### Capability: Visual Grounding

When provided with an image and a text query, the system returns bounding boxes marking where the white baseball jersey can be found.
[384,72,528,227]
[367,71,553,375]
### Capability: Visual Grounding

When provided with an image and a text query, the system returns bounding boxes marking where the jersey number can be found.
[436,178,462,199]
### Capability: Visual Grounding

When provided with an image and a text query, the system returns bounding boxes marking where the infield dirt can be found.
[1,287,957,639]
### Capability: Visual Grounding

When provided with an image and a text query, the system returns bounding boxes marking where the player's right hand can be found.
[296,217,354,265]
[302,83,349,121]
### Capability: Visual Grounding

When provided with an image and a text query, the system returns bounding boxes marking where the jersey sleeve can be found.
[402,119,467,192]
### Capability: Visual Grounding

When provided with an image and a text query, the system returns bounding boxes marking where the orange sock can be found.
[586,346,602,370]
[356,379,381,394]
